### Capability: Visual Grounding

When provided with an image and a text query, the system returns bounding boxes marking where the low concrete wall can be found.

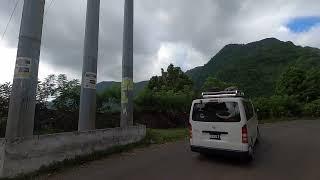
[0,125,146,178]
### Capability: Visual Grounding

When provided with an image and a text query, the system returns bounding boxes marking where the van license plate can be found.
[210,134,221,140]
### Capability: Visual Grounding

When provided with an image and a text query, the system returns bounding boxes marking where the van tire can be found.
[245,145,254,162]
[256,126,261,144]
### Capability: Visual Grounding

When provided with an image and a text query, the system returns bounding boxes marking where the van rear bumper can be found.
[190,145,248,157]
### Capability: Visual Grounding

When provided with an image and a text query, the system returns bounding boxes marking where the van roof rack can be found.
[202,90,244,98]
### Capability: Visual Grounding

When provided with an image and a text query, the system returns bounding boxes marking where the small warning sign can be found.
[83,72,97,89]
[14,57,32,79]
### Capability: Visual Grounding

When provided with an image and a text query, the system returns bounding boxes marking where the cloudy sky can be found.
[0,0,320,83]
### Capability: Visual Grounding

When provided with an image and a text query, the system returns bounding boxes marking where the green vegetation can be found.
[253,95,302,119]
[135,64,195,113]
[202,76,234,91]
[252,64,320,119]
[303,99,320,117]
[52,75,81,111]
[97,84,121,113]
[259,117,319,124]
[0,82,11,117]
[145,128,188,144]
[186,38,320,119]
[186,38,320,97]
[96,81,148,96]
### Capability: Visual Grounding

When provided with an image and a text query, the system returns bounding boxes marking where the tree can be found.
[202,76,233,91]
[300,69,320,102]
[276,67,320,103]
[53,75,81,111]
[97,84,121,112]
[0,82,12,117]
[37,74,56,108]
[253,95,302,118]
[303,99,320,117]
[276,66,306,97]
[136,64,194,113]
[56,74,68,94]
[148,64,193,92]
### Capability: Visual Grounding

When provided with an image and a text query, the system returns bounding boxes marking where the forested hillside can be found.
[186,38,320,97]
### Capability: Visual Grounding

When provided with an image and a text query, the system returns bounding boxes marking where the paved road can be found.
[43,120,320,180]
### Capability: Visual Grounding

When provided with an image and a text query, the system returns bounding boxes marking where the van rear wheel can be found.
[255,126,261,144]
[245,145,254,162]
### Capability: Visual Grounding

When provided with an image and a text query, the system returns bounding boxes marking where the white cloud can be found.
[156,42,206,72]
[294,24,320,47]
[0,44,16,83]
[0,44,81,84]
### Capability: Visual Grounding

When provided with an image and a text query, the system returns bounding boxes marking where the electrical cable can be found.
[0,0,20,42]
[44,0,56,18]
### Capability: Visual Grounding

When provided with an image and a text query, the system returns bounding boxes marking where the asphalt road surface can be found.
[43,120,320,180]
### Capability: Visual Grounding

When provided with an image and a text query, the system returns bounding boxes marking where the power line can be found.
[44,0,56,18]
[0,0,20,42]
[42,0,56,34]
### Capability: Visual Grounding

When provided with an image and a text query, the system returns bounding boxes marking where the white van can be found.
[189,90,259,161]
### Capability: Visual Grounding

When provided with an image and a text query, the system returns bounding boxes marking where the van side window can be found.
[244,101,254,120]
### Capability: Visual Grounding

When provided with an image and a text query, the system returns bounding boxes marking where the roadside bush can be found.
[253,95,302,119]
[134,88,193,113]
[303,99,320,117]
[145,128,188,144]
[97,85,121,113]
[253,97,271,119]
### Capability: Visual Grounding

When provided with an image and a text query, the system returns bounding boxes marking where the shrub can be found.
[253,95,302,119]
[134,88,193,113]
[303,99,320,117]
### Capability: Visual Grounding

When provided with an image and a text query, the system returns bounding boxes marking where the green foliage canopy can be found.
[97,84,121,112]
[148,64,193,92]
[0,82,11,117]
[52,74,81,111]
[202,76,234,91]
[187,38,320,97]
[136,64,194,113]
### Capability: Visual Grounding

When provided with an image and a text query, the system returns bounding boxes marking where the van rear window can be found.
[192,102,241,122]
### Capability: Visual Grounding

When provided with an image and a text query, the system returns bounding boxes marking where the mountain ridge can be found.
[96,80,148,95]
[186,37,320,97]
[97,38,320,97]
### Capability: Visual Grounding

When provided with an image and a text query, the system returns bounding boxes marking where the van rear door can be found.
[190,99,244,151]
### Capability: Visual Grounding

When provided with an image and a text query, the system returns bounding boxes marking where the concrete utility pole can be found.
[121,0,134,127]
[5,0,45,139]
[78,0,100,131]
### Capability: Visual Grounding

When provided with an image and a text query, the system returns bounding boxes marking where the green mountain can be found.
[96,81,119,92]
[96,80,148,96]
[186,38,320,97]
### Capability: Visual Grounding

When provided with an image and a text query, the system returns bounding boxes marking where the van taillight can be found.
[242,125,248,144]
[188,122,192,138]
